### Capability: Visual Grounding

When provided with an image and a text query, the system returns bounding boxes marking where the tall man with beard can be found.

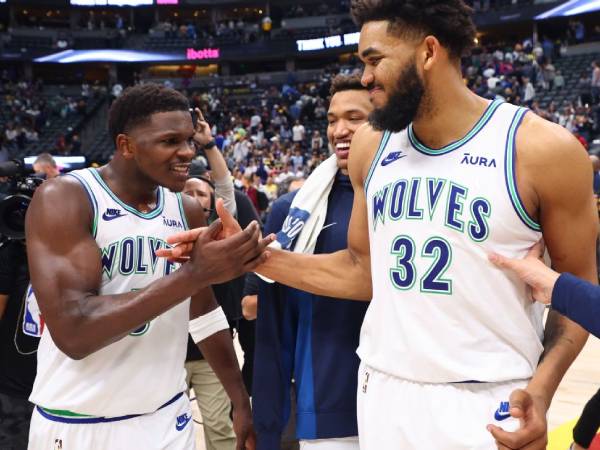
[160,1,597,449]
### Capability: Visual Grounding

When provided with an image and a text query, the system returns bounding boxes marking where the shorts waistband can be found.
[36,392,184,424]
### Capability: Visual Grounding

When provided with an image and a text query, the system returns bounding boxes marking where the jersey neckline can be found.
[407,99,503,156]
[88,168,165,219]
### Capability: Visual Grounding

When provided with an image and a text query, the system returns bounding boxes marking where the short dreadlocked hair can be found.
[108,83,190,143]
[351,0,476,59]
[330,73,366,96]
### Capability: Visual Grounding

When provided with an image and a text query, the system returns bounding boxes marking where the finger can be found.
[219,222,258,249]
[488,252,518,270]
[170,242,194,259]
[243,251,271,272]
[195,107,205,123]
[167,256,190,264]
[236,222,263,258]
[509,389,532,418]
[526,239,545,260]
[488,424,525,449]
[217,198,241,231]
[165,228,203,245]
[204,219,223,240]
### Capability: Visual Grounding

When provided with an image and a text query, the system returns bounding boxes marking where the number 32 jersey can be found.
[359,100,545,383]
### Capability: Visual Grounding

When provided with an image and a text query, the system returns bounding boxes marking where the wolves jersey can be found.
[29,168,190,416]
[359,100,545,383]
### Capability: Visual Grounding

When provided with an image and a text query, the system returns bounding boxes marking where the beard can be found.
[368,60,425,133]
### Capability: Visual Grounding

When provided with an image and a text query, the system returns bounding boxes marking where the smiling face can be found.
[358,20,426,132]
[121,110,196,192]
[327,89,372,174]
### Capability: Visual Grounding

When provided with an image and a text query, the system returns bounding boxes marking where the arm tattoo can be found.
[539,309,567,364]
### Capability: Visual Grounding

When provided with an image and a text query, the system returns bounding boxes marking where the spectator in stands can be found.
[310,130,323,152]
[522,76,535,105]
[592,60,600,104]
[32,153,60,179]
[554,70,565,90]
[291,120,305,146]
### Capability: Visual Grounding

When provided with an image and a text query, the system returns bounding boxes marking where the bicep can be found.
[347,187,371,264]
[0,294,7,320]
[25,181,103,327]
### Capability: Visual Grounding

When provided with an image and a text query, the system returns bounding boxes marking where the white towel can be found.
[259,154,339,283]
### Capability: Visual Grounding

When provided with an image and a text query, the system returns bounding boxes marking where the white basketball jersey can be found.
[358,100,545,383]
[30,168,191,417]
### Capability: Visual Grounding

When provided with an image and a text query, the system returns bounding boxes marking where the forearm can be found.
[205,147,237,216]
[197,329,250,411]
[527,310,588,408]
[56,265,204,358]
[552,273,600,338]
[256,248,372,301]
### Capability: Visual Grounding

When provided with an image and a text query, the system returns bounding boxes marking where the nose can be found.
[179,139,196,160]
[333,120,350,140]
[361,67,374,88]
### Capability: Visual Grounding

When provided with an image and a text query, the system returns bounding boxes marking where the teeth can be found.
[336,143,350,150]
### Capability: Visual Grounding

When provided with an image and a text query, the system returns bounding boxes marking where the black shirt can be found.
[0,240,38,399]
[186,190,261,361]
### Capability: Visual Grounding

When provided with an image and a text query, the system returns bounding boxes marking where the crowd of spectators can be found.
[0,75,99,162]
[464,37,599,149]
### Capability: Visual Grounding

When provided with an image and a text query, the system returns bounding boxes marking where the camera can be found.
[0,160,44,240]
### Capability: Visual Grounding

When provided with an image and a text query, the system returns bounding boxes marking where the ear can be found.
[115,134,135,160]
[421,35,442,72]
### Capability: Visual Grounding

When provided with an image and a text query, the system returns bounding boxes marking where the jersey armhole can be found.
[176,192,190,231]
[504,108,542,232]
[65,172,99,238]
[364,130,391,194]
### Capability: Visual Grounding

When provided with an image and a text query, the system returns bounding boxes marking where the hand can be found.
[232,405,256,450]
[241,295,258,321]
[192,107,213,147]
[488,240,559,304]
[487,389,548,450]
[184,218,272,285]
[156,198,259,262]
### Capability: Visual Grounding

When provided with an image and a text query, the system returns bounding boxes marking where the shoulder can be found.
[272,190,297,212]
[517,112,589,172]
[32,175,90,210]
[179,192,207,228]
[348,123,383,185]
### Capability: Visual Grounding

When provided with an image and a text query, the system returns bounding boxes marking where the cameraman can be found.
[0,237,39,449]
[32,154,60,180]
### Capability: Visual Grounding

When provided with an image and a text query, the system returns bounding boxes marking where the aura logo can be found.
[460,153,497,168]
[163,217,184,228]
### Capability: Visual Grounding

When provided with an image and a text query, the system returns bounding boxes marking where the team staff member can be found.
[25,83,271,450]
[160,1,597,448]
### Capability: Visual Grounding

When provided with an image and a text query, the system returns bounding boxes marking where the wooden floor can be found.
[191,333,600,450]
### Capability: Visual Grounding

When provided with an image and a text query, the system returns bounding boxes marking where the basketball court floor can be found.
[190,325,600,450]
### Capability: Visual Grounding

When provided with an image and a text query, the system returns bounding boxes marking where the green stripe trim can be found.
[505,108,542,232]
[88,169,165,219]
[176,192,190,230]
[365,130,391,194]
[40,407,95,418]
[408,99,503,156]
[68,172,99,238]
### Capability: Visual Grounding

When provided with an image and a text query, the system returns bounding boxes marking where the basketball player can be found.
[159,1,597,449]
[25,84,271,450]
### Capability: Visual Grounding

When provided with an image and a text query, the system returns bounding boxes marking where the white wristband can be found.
[189,306,229,343]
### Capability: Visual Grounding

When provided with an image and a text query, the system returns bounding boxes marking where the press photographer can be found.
[0,157,47,449]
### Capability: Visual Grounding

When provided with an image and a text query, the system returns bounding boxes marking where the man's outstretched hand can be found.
[156,198,274,264]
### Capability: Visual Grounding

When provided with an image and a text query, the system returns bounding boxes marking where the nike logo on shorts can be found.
[175,413,192,431]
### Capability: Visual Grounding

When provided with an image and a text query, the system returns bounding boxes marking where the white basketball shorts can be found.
[357,362,526,450]
[28,392,196,450]
[300,436,360,450]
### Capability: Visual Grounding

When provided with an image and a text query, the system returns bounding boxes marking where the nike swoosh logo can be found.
[494,410,511,421]
[102,212,127,221]
[175,414,192,431]
[321,222,337,231]
[381,152,406,167]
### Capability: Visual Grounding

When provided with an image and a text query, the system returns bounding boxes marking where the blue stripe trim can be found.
[66,172,99,238]
[88,168,165,220]
[504,108,542,232]
[37,392,184,424]
[364,130,391,195]
[408,99,503,156]
[176,193,189,230]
